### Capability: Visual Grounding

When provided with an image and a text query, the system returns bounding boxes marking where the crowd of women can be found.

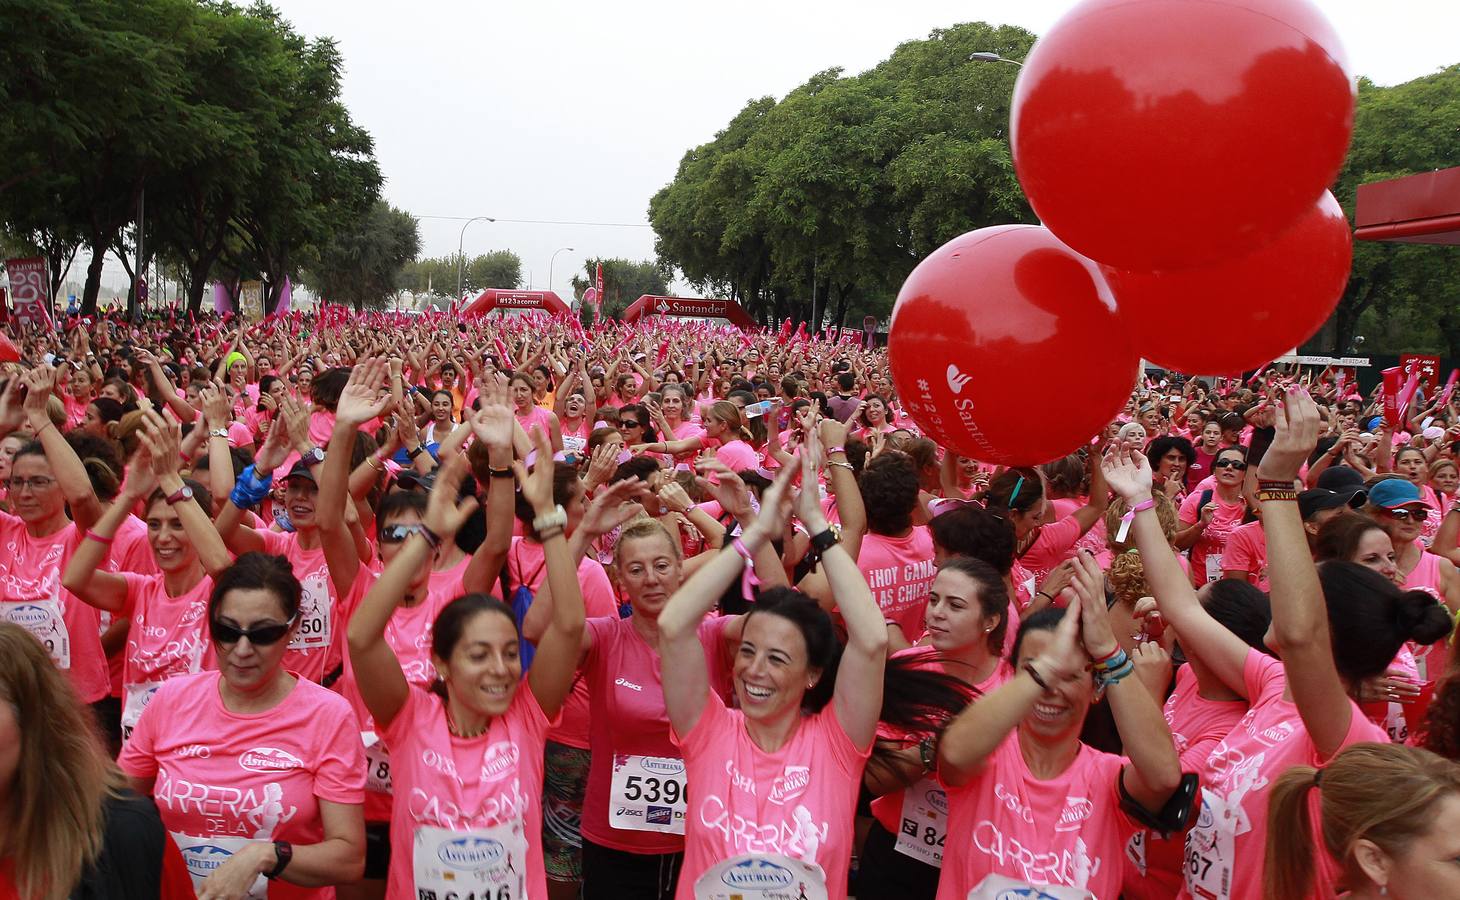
[4,310,1460,900]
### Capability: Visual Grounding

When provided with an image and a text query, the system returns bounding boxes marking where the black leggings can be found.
[853,819,941,900]
[581,837,683,900]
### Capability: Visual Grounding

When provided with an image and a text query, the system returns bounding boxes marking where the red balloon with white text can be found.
[888,225,1140,466]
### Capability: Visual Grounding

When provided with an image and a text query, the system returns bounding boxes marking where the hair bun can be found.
[1394,591,1454,646]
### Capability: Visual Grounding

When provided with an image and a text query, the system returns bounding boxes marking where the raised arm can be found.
[62,458,153,612]
[1262,388,1354,759]
[797,440,887,750]
[141,411,232,577]
[1103,446,1254,696]
[320,361,392,598]
[660,463,797,738]
[23,365,103,532]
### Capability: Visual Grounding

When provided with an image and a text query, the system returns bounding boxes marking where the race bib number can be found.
[413,822,526,900]
[693,853,828,900]
[1204,553,1224,583]
[966,874,1095,899]
[609,754,687,834]
[1185,791,1236,900]
[363,731,392,794]
[288,596,331,651]
[4,599,70,669]
[121,680,165,742]
[1125,830,1148,876]
[172,832,268,899]
[893,777,947,868]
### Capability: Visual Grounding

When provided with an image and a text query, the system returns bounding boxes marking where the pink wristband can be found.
[1114,498,1156,543]
[731,537,761,604]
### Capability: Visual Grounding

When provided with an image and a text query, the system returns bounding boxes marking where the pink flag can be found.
[1442,369,1459,408]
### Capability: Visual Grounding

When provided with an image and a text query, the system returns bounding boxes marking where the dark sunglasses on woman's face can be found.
[1212,459,1247,470]
[211,615,297,646]
[379,523,427,544]
[1384,508,1421,521]
[621,420,643,429]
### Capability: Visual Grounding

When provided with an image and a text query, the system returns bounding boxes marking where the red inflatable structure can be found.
[621,295,755,329]
[461,289,571,317]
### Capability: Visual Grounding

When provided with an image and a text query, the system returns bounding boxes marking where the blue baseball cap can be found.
[1366,478,1429,510]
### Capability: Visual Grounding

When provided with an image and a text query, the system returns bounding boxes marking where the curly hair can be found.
[1103,492,1178,553]
[859,451,920,536]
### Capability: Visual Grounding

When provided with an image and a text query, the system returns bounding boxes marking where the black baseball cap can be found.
[1298,487,1366,521]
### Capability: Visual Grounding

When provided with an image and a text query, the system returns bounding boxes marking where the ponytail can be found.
[1264,764,1321,900]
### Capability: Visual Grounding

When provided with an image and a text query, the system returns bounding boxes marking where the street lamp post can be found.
[548,247,574,298]
[455,215,497,300]
[968,51,1023,67]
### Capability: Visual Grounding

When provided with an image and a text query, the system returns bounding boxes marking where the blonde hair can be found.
[707,400,752,443]
[613,516,682,567]
[1103,492,1178,553]
[1108,551,1149,609]
[0,623,123,900]
[1265,742,1460,900]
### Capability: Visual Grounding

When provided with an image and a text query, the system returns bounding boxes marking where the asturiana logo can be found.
[946,364,973,395]
[926,788,949,815]
[238,747,304,773]
[180,844,233,875]
[767,767,810,805]
[437,836,504,870]
[641,757,684,776]
[7,604,49,628]
[721,858,794,890]
[479,741,520,781]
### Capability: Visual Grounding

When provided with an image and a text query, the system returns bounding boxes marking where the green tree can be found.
[570,257,672,322]
[466,251,523,294]
[300,201,420,311]
[1319,65,1460,356]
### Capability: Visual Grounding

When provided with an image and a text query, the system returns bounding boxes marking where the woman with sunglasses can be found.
[0,369,111,711]
[62,411,231,743]
[119,551,366,900]
[346,429,585,900]
[1177,445,1250,587]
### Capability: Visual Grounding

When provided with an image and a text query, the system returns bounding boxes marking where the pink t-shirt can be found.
[118,573,214,739]
[579,615,733,854]
[856,528,937,638]
[672,696,870,900]
[336,568,465,822]
[712,438,760,473]
[1178,492,1247,587]
[515,404,554,438]
[1221,520,1269,591]
[1403,549,1450,683]
[118,670,365,900]
[1018,515,1086,586]
[259,530,345,684]
[0,515,108,702]
[1050,496,1108,562]
[504,536,618,749]
[381,684,551,900]
[1181,650,1387,900]
[1123,664,1248,900]
[937,734,1135,899]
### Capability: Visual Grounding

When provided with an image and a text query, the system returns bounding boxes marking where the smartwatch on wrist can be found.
[265,840,292,880]
[300,447,326,467]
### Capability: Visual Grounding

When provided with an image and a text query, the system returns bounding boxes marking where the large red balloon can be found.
[1011,0,1354,271]
[1105,190,1352,374]
[889,225,1140,466]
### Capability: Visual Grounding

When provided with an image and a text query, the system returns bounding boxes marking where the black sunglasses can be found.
[1383,508,1422,521]
[621,420,644,428]
[1212,459,1248,470]
[380,523,427,544]
[211,615,297,646]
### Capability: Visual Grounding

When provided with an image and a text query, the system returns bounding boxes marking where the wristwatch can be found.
[208,427,229,439]
[532,505,568,534]
[164,484,194,506]
[265,840,292,880]
[407,444,425,460]
[301,447,326,467]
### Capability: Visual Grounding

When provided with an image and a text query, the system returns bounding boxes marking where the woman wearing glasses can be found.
[0,369,111,712]
[62,411,232,743]
[1177,445,1251,587]
[119,551,366,899]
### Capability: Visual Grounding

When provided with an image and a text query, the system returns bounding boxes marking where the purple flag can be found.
[213,281,233,315]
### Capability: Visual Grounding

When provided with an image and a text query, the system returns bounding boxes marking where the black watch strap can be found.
[265,840,292,879]
[809,527,839,556]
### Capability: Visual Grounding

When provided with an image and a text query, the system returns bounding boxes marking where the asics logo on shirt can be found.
[615,677,644,692]
[947,365,973,395]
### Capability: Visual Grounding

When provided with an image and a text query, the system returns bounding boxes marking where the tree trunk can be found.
[80,235,109,316]
[185,271,209,315]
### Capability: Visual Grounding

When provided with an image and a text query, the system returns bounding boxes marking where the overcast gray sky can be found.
[79,0,1460,300]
